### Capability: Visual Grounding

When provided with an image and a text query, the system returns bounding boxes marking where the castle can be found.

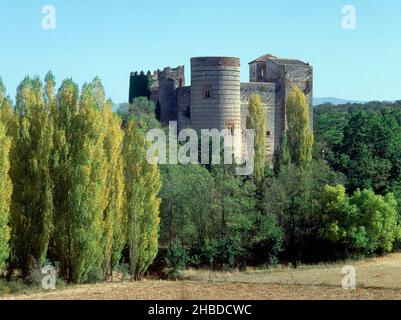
[129,54,313,162]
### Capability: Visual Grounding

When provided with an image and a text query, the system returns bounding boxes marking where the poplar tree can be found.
[0,119,12,274]
[94,80,125,278]
[247,94,267,183]
[9,77,54,275]
[286,86,314,166]
[0,80,13,274]
[122,120,161,280]
[52,79,79,280]
[66,101,107,283]
[54,80,108,283]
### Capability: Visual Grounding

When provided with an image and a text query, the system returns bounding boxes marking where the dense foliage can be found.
[0,84,12,273]
[0,73,400,285]
[247,94,267,184]
[0,75,161,284]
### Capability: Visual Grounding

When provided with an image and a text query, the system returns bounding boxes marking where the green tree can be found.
[159,164,214,248]
[274,132,291,173]
[101,96,125,278]
[67,99,107,283]
[286,86,314,165]
[209,166,255,268]
[320,185,401,254]
[51,79,80,279]
[44,71,56,114]
[117,97,161,130]
[264,160,345,265]
[0,120,12,273]
[333,111,401,194]
[0,78,14,133]
[9,77,54,276]
[247,94,267,183]
[123,120,161,280]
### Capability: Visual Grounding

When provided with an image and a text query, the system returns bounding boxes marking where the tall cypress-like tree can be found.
[0,119,12,274]
[247,94,267,183]
[123,120,161,280]
[9,77,54,275]
[286,86,314,166]
[52,79,79,279]
[0,80,13,274]
[54,80,108,283]
[67,103,107,283]
[94,80,125,278]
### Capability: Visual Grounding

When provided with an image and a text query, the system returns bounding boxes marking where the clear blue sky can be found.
[0,0,400,103]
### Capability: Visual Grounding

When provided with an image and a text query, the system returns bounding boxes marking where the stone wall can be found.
[129,55,313,165]
[190,57,241,132]
[177,86,191,131]
[283,64,314,130]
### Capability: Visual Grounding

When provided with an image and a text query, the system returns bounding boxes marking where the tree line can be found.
[0,74,160,283]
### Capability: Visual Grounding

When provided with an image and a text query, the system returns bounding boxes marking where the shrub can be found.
[165,241,190,279]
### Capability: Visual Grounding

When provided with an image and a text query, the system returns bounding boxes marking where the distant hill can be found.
[313,97,367,106]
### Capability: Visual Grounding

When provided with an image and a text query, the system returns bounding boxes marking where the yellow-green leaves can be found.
[67,105,107,283]
[0,75,162,283]
[0,120,12,273]
[101,100,125,278]
[123,120,161,280]
[247,94,267,183]
[286,86,314,166]
[10,76,54,276]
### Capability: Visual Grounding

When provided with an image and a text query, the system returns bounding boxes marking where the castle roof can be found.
[249,54,309,66]
[248,54,277,64]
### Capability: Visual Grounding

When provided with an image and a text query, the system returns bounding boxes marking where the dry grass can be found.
[3,253,401,300]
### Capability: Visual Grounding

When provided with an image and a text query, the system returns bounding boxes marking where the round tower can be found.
[190,57,241,133]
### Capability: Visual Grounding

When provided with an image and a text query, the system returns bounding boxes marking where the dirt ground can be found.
[3,253,401,300]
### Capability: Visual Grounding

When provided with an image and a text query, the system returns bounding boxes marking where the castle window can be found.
[266,131,271,137]
[227,123,235,136]
[179,78,183,87]
[203,86,212,99]
[260,65,266,79]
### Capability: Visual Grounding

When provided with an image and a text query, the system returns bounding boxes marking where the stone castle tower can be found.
[129,54,313,162]
[190,57,241,133]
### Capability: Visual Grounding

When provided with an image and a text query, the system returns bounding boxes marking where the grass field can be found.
[2,253,401,300]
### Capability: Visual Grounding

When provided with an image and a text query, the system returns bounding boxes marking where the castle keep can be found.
[129,54,313,162]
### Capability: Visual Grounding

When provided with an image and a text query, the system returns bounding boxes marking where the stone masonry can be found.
[129,54,313,163]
